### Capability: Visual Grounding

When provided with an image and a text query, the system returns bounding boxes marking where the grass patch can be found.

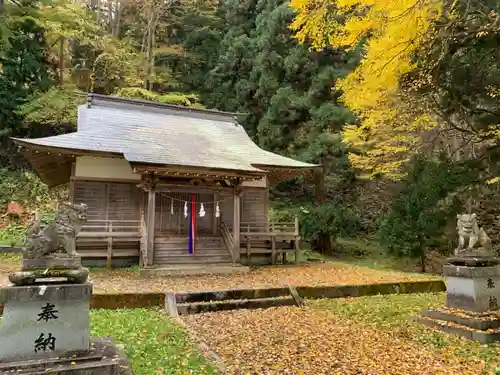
[335,237,434,274]
[311,293,500,374]
[0,223,25,247]
[0,252,21,269]
[91,308,215,375]
[302,237,438,277]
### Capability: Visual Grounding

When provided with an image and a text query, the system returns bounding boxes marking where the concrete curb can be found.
[0,279,445,314]
[0,245,23,253]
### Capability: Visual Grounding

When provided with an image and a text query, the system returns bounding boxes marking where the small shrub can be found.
[0,223,25,246]
[299,201,360,246]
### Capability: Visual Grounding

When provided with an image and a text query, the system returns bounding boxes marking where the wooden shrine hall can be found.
[13,93,317,269]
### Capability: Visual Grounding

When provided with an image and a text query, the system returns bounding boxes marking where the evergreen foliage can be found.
[378,154,478,271]
[0,1,55,137]
[205,0,358,158]
[3,0,497,260]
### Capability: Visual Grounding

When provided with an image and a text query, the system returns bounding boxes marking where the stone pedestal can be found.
[0,338,131,375]
[22,256,83,270]
[0,284,92,361]
[9,256,89,286]
[444,261,500,312]
[418,255,500,343]
[0,284,133,374]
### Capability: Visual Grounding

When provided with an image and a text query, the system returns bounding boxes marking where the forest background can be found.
[1,0,499,272]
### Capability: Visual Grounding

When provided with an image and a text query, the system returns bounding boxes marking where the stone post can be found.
[0,284,92,361]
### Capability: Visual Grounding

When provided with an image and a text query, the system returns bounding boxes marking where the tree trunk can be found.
[419,237,426,273]
[314,160,333,255]
[59,36,65,86]
[96,0,101,24]
[107,0,113,33]
[113,0,122,37]
[149,12,156,90]
[144,4,155,90]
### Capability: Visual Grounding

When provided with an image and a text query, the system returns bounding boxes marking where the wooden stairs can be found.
[153,236,233,265]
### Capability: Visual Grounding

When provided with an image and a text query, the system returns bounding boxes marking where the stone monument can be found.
[418,213,500,343]
[0,202,132,374]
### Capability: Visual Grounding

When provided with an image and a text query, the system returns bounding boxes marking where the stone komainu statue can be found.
[24,202,88,259]
[456,213,491,250]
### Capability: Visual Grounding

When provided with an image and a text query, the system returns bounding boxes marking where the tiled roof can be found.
[13,94,318,173]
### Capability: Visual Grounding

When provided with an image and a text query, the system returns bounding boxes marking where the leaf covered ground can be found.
[185,293,500,375]
[91,308,215,375]
[0,252,439,292]
[89,262,438,293]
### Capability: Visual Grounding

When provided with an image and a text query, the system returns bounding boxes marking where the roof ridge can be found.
[87,93,239,121]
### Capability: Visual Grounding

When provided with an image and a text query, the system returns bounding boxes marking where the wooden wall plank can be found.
[241,187,268,225]
[74,180,143,258]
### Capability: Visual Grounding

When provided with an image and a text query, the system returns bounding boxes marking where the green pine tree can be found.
[0,1,55,165]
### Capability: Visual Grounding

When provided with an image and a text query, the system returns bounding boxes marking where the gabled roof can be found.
[13,94,317,176]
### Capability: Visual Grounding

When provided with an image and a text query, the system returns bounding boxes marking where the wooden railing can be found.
[77,219,142,268]
[239,217,300,265]
[221,222,237,263]
[78,219,142,236]
[240,216,299,236]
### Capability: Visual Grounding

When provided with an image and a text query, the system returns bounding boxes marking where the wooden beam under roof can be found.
[130,163,265,181]
[21,148,74,188]
[256,166,319,185]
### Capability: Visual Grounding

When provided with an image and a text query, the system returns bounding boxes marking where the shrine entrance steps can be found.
[153,235,233,265]
[165,286,304,316]
[139,263,249,277]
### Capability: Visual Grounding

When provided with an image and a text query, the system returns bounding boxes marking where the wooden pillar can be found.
[146,181,156,266]
[233,187,241,262]
[212,193,218,235]
[69,162,76,203]
[294,216,300,264]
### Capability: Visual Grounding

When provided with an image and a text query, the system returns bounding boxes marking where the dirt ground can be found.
[88,261,439,293]
[184,306,486,375]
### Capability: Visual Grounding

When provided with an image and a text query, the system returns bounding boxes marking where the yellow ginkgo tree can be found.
[290,0,444,176]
